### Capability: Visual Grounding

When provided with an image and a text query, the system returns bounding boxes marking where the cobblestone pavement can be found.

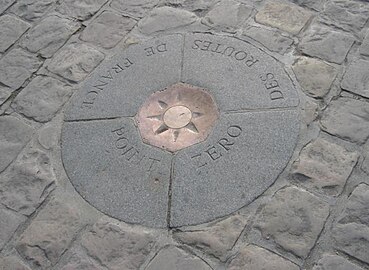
[1,0,369,269]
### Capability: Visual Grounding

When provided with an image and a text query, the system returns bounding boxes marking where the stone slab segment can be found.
[360,31,369,56]
[59,250,103,270]
[255,1,312,35]
[182,33,299,111]
[20,15,80,58]
[0,0,16,14]
[320,98,369,144]
[341,59,369,99]
[110,0,160,18]
[0,48,42,89]
[0,87,11,106]
[290,0,325,11]
[159,0,219,13]
[174,215,248,261]
[0,208,26,250]
[0,116,33,173]
[170,110,299,227]
[56,0,108,20]
[64,34,183,121]
[332,183,369,264]
[292,57,337,98]
[227,245,300,270]
[298,24,355,64]
[313,254,364,270]
[146,246,211,270]
[254,186,330,258]
[80,11,136,49]
[12,76,72,123]
[10,0,55,22]
[62,118,172,228]
[47,43,104,83]
[292,138,358,196]
[81,218,154,270]
[0,15,30,53]
[0,256,31,270]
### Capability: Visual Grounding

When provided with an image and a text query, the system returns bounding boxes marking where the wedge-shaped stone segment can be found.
[65,34,183,121]
[170,109,299,227]
[182,33,299,111]
[62,118,172,228]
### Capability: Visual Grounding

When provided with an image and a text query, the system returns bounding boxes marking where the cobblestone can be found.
[0,0,16,14]
[341,59,369,98]
[0,87,11,106]
[0,15,30,53]
[0,208,26,250]
[56,0,108,21]
[360,30,369,56]
[290,0,325,11]
[110,0,160,19]
[313,254,364,270]
[0,255,31,270]
[9,0,55,22]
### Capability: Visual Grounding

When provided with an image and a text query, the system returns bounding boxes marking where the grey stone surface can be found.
[20,15,80,58]
[227,245,300,270]
[360,31,369,56]
[12,76,72,122]
[254,186,330,258]
[0,87,11,106]
[0,0,16,14]
[47,43,104,82]
[341,59,369,98]
[0,15,30,53]
[0,48,42,89]
[292,138,358,196]
[110,0,160,18]
[0,116,33,173]
[320,98,369,144]
[37,119,60,150]
[0,208,26,250]
[332,183,369,264]
[182,33,299,111]
[56,0,108,20]
[0,255,31,270]
[62,118,172,228]
[64,34,183,120]
[146,246,211,270]
[290,0,325,11]
[171,110,299,226]
[80,11,136,49]
[59,250,103,270]
[10,0,55,22]
[313,254,364,270]
[298,24,355,64]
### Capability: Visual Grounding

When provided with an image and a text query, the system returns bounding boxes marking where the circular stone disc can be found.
[61,33,300,228]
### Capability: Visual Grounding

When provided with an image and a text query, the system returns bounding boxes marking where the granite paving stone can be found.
[0,0,16,14]
[9,0,56,22]
[313,254,364,270]
[159,0,221,13]
[0,255,31,270]
[56,0,108,21]
[0,208,26,250]
[0,15,30,53]
[59,250,104,270]
[360,30,369,56]
[110,0,160,19]
[0,86,11,106]
[80,11,136,49]
[341,59,369,99]
[289,0,325,11]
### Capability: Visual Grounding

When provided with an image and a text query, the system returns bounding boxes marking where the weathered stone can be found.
[255,1,312,35]
[0,48,42,89]
[0,116,33,173]
[146,246,211,270]
[21,15,80,58]
[0,255,31,270]
[80,11,136,49]
[341,59,369,99]
[227,245,299,270]
[254,186,330,258]
[360,31,369,56]
[47,43,104,82]
[320,98,369,144]
[110,0,160,18]
[0,147,55,215]
[12,76,72,122]
[37,119,60,150]
[0,0,16,14]
[16,196,91,269]
[290,0,325,11]
[138,7,198,34]
[303,98,319,125]
[0,208,26,250]
[10,0,55,22]
[174,215,248,261]
[81,218,154,270]
[0,15,30,53]
[292,138,358,196]
[56,0,108,20]
[298,24,355,64]
[292,57,337,98]
[59,250,103,270]
[159,0,220,13]
[202,0,253,33]
[313,254,364,270]
[241,25,294,54]
[0,87,11,106]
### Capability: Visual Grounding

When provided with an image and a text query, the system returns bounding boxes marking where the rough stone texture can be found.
[0,87,11,106]
[0,48,42,89]
[0,208,26,250]
[56,0,108,20]
[332,184,369,264]
[292,138,358,196]
[227,245,300,270]
[159,0,220,13]
[341,59,369,99]
[360,31,369,56]
[0,0,16,14]
[298,24,355,64]
[0,256,31,270]
[202,0,253,33]
[47,43,104,82]
[80,11,136,49]
[81,218,154,270]
[110,0,160,18]
[10,0,55,22]
[321,98,369,144]
[255,1,312,35]
[146,246,212,270]
[59,251,103,270]
[0,116,33,173]
[0,15,30,53]
[37,120,60,150]
[138,7,198,34]
[12,76,72,122]
[254,186,330,258]
[313,254,364,270]
[174,215,248,261]
[290,0,325,11]
[241,25,294,54]
[0,147,55,215]
[292,57,337,98]
[20,15,80,58]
